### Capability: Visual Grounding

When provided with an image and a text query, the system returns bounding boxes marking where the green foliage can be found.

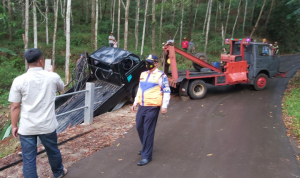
[0,47,17,56]
[283,70,300,137]
[0,120,11,141]
[0,56,24,89]
[266,0,300,54]
[286,0,300,19]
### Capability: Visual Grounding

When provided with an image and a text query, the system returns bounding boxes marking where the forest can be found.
[0,0,299,108]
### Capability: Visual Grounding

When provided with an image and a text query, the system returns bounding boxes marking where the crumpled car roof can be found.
[90,46,137,64]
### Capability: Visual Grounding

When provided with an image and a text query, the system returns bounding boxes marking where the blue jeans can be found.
[19,130,64,178]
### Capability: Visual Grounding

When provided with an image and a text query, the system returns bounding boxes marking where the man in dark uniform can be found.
[132,54,170,166]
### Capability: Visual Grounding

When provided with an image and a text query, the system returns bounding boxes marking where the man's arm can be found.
[160,74,171,114]
[8,79,22,138]
[132,84,141,111]
[11,102,21,138]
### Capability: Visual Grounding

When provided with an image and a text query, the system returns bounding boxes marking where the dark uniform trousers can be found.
[136,106,161,159]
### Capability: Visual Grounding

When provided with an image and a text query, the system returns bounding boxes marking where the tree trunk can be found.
[86,0,89,23]
[215,1,218,31]
[33,0,37,48]
[188,1,193,40]
[202,1,209,34]
[179,0,184,44]
[140,0,149,56]
[151,0,156,54]
[65,0,71,84]
[112,0,115,32]
[103,0,108,18]
[52,0,59,70]
[2,0,5,10]
[243,0,248,34]
[24,0,29,70]
[21,0,25,28]
[250,0,256,26]
[100,0,102,21]
[135,0,140,51]
[220,2,224,46]
[250,0,266,38]
[95,0,98,50]
[45,0,49,44]
[159,0,164,45]
[124,0,130,50]
[91,0,95,48]
[224,0,231,37]
[8,0,12,42]
[110,0,113,20]
[231,0,241,38]
[117,0,120,47]
[193,0,200,30]
[60,0,66,35]
[265,0,274,28]
[171,0,175,25]
[204,0,212,53]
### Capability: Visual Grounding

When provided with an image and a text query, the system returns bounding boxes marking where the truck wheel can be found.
[188,80,207,99]
[254,74,268,91]
[193,53,208,71]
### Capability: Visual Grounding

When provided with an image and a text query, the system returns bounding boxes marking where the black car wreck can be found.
[55,47,146,133]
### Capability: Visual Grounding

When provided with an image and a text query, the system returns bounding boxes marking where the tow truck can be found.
[162,38,285,99]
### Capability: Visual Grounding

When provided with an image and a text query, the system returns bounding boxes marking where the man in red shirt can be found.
[181,37,189,52]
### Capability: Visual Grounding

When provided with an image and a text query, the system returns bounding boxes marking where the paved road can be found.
[66,55,300,178]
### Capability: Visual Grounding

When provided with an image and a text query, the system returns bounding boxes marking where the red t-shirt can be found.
[182,40,188,48]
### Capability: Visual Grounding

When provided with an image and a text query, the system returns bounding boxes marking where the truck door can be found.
[255,45,273,76]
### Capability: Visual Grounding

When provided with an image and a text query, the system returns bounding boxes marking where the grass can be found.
[0,137,20,159]
[282,70,300,137]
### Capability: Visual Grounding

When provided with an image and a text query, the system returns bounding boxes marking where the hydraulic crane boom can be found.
[163,45,222,81]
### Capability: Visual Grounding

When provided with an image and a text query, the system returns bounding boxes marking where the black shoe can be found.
[137,158,152,166]
[138,151,141,155]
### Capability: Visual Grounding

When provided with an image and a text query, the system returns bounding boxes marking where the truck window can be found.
[258,45,272,57]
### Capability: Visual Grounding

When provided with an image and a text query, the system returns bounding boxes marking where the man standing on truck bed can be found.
[132,54,170,166]
[108,32,115,47]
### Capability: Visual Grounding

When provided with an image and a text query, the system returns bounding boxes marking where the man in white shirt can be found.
[167,35,174,45]
[109,32,115,47]
[9,48,67,178]
[132,54,170,166]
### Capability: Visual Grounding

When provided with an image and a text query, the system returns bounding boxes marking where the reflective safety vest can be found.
[137,70,164,106]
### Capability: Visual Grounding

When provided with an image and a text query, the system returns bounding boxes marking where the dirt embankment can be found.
[0,104,136,178]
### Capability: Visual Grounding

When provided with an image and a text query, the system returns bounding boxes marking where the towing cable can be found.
[0,129,95,172]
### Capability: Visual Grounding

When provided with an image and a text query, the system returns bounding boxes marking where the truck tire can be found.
[254,73,268,91]
[193,53,208,71]
[188,80,207,99]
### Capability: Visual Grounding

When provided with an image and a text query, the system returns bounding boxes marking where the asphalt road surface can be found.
[65,55,300,178]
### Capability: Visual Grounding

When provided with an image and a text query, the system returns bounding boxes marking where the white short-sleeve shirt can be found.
[109,35,115,44]
[8,67,64,135]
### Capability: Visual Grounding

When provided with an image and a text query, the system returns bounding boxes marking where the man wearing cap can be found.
[9,48,67,178]
[132,54,171,166]
[109,32,115,47]
[273,41,279,55]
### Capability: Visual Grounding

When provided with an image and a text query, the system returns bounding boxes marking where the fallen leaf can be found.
[118,159,123,161]
[270,115,273,117]
[274,105,277,107]
[270,112,272,113]
[207,154,213,157]
[202,105,204,107]
[117,143,120,146]
[220,104,223,105]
